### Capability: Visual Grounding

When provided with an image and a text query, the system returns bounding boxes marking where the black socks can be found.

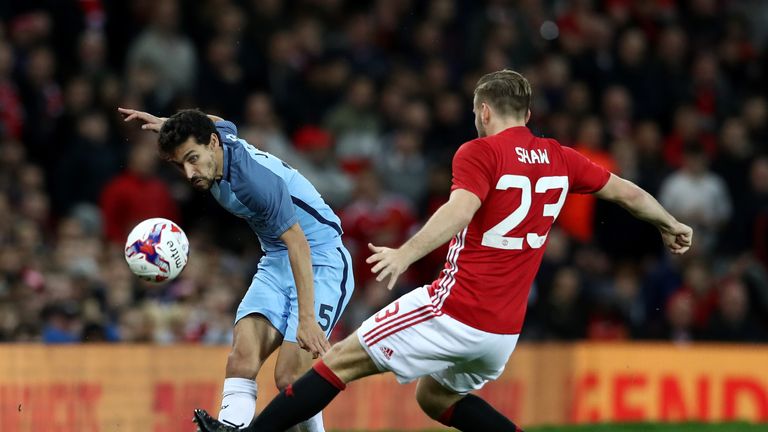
[439,394,523,432]
[248,361,345,431]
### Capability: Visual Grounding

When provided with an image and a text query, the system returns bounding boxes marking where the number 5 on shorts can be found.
[318,304,334,331]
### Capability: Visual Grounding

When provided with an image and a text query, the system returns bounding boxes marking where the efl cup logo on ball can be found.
[124,218,189,283]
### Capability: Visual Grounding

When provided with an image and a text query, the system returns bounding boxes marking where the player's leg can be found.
[417,330,523,432]
[415,376,523,432]
[242,333,379,431]
[414,375,463,419]
[194,286,453,432]
[273,246,354,432]
[219,314,282,428]
[219,256,292,428]
[195,338,380,432]
[246,285,450,431]
[273,342,320,432]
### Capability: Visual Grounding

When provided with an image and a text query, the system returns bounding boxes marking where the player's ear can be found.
[525,109,531,124]
[210,132,219,148]
[482,102,492,125]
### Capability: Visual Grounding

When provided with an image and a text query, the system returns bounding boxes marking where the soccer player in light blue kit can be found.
[119,108,353,432]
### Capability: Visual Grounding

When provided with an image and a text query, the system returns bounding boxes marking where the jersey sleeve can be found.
[451,139,496,202]
[231,156,298,237]
[215,120,238,141]
[560,145,611,194]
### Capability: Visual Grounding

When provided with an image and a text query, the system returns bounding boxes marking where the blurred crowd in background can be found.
[1,0,768,345]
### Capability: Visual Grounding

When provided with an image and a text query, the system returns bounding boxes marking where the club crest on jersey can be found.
[515,147,549,164]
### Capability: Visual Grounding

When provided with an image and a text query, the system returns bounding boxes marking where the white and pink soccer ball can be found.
[124,218,189,283]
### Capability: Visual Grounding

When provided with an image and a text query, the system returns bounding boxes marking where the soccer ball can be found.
[124,218,189,283]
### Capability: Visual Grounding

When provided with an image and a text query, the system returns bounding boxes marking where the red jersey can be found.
[100,172,181,244]
[428,126,610,334]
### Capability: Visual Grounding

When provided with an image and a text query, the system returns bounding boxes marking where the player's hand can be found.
[367,243,409,290]
[118,107,166,132]
[296,319,330,359]
[660,221,693,255]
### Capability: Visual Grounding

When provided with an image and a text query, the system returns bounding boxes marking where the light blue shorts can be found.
[235,246,354,342]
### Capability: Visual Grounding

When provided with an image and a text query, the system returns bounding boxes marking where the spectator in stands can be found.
[662,290,697,344]
[77,30,112,83]
[741,96,768,145]
[633,121,669,196]
[197,36,246,121]
[705,278,765,342]
[100,134,180,244]
[323,75,384,170]
[541,267,587,340]
[41,300,81,344]
[0,41,23,140]
[377,128,428,205]
[290,125,353,209]
[745,158,768,268]
[20,46,62,165]
[655,26,690,128]
[601,85,633,140]
[611,263,646,338]
[324,75,382,164]
[713,118,754,252]
[557,117,618,243]
[238,92,292,160]
[689,51,735,124]
[126,0,196,108]
[425,91,474,160]
[674,259,719,333]
[1,0,768,344]
[52,111,122,213]
[659,145,732,254]
[341,168,416,291]
[663,105,717,168]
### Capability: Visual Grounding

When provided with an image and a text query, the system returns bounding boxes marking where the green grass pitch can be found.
[526,423,767,432]
[338,423,767,432]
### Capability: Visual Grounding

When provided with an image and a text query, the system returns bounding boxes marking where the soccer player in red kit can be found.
[194,70,693,432]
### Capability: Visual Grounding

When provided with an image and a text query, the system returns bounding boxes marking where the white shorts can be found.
[356,286,519,394]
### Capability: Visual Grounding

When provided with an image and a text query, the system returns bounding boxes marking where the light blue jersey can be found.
[209,120,353,341]
[211,120,343,253]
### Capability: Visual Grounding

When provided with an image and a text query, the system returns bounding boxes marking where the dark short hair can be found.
[474,69,532,119]
[158,109,218,156]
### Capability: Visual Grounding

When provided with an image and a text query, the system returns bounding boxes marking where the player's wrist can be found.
[400,243,419,265]
[299,312,315,323]
[657,217,677,233]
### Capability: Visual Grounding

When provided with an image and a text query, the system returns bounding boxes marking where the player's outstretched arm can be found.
[594,173,693,255]
[119,107,224,131]
[280,222,331,357]
[118,107,167,132]
[367,189,481,290]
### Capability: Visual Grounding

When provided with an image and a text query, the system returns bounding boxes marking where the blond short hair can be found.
[474,70,532,119]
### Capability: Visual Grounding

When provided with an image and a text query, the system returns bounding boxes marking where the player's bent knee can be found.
[273,369,299,391]
[415,378,463,421]
[415,388,446,420]
[415,396,441,419]
[273,375,292,391]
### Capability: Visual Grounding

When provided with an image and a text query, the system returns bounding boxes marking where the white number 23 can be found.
[481,175,568,250]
